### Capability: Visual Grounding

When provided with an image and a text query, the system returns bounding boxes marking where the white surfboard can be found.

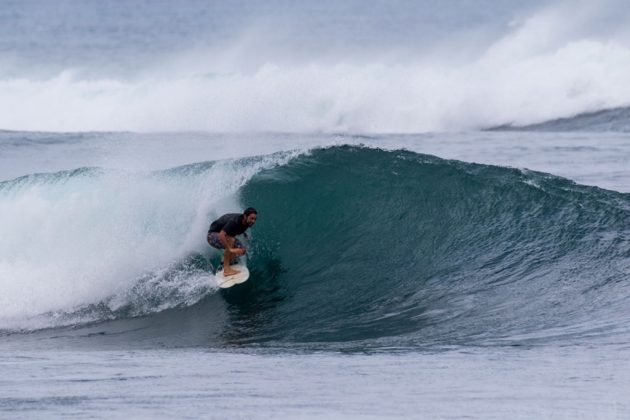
[215,262,250,288]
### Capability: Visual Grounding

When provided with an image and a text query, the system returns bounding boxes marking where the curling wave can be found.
[2,146,629,350]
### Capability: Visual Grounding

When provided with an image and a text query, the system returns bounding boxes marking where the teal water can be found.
[242,146,630,348]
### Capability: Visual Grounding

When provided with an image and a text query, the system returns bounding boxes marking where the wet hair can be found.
[244,207,258,216]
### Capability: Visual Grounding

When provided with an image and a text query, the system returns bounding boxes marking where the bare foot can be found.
[224,269,241,277]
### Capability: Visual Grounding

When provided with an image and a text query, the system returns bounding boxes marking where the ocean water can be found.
[1,1,630,419]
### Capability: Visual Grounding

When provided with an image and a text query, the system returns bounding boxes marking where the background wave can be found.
[1,1,630,133]
[490,106,630,132]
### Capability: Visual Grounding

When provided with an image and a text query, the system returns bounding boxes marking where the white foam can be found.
[1,3,629,133]
[0,152,298,330]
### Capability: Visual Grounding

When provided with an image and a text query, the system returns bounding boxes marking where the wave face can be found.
[235,146,630,348]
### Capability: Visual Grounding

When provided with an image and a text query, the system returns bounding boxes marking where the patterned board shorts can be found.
[207,231,244,250]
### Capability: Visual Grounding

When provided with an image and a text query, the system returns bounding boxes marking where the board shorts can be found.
[207,231,244,251]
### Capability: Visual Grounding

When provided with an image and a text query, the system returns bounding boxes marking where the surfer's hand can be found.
[229,247,245,255]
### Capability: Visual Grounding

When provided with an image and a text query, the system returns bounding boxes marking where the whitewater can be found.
[1,1,630,133]
[1,1,630,419]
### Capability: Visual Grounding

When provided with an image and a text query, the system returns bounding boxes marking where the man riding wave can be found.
[207,207,257,276]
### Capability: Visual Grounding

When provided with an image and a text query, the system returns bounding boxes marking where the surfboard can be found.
[215,262,250,288]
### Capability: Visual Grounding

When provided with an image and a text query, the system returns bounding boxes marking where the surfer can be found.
[207,207,258,277]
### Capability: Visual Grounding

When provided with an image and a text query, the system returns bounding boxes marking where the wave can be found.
[2,146,630,349]
[2,2,630,133]
[489,106,630,132]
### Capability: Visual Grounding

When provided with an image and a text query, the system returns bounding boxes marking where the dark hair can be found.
[244,207,258,216]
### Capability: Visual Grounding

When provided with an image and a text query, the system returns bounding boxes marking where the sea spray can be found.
[0,151,299,330]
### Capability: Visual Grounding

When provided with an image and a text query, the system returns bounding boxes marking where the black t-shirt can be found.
[209,213,248,236]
